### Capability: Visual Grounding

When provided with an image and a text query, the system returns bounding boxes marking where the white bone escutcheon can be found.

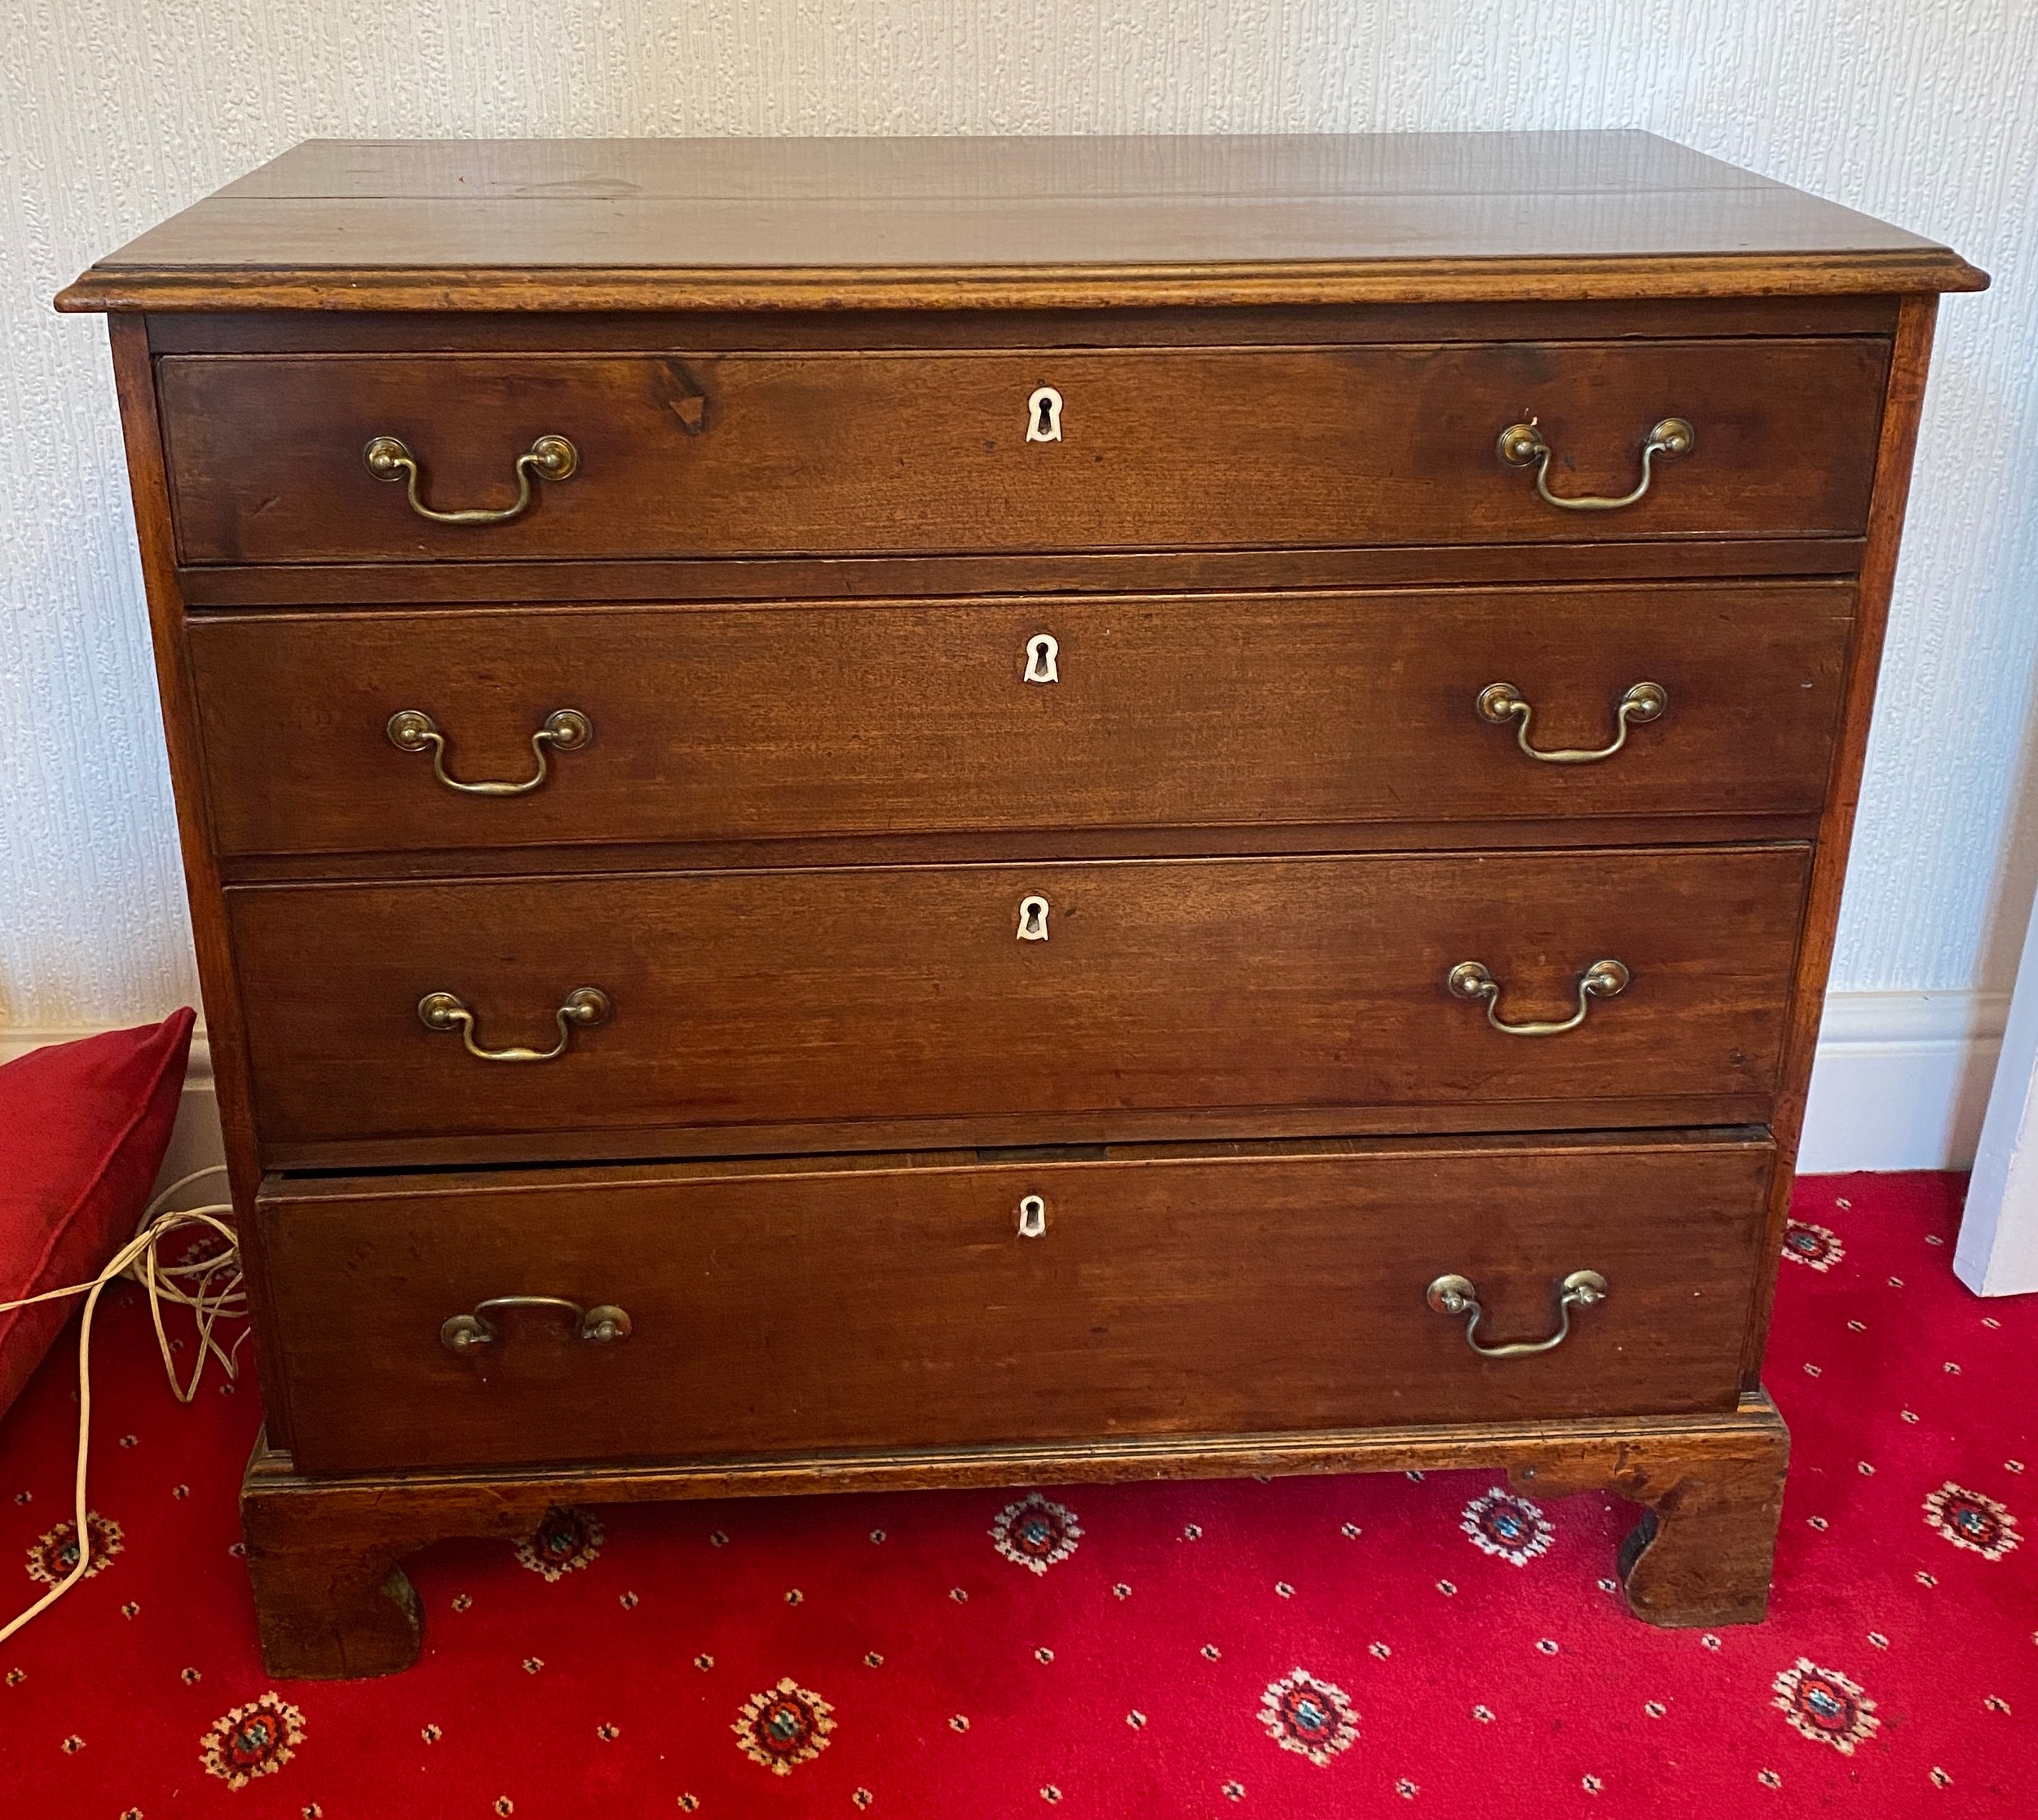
[1026,386,1064,443]
[1017,1194,1048,1238]
[1017,894,1050,941]
[1024,633,1060,684]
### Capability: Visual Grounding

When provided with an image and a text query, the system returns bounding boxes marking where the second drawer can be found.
[188,583,1855,858]
[227,847,1810,1164]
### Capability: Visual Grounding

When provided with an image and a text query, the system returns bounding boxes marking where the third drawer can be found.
[227,846,1811,1166]
[187,583,1855,858]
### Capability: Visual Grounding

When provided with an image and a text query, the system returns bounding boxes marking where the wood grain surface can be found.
[144,295,1905,355]
[174,538,1871,610]
[68,131,1974,1667]
[1740,293,1946,1387]
[57,133,1985,312]
[240,1390,1789,1677]
[186,584,1854,859]
[254,1130,1773,1474]
[224,846,1811,1161]
[157,339,1888,563]
[105,318,300,1451]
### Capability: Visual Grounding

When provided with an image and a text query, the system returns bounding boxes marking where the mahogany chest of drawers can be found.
[62,132,1983,1677]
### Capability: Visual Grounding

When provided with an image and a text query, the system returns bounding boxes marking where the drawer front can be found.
[159,340,1887,564]
[259,1133,1772,1474]
[189,584,1853,858]
[227,848,1809,1161]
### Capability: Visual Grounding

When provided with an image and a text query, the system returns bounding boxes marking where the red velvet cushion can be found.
[0,1009,196,1422]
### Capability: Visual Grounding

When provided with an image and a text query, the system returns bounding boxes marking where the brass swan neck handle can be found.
[1477,681,1666,764]
[440,1295,633,1354]
[1497,416,1693,511]
[1448,958,1630,1037]
[1427,1270,1608,1358]
[417,986,611,1062]
[364,433,577,525]
[387,707,592,795]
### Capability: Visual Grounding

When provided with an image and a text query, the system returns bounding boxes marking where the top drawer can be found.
[157,340,1889,566]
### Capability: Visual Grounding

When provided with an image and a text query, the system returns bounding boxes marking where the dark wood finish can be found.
[226,847,1809,1162]
[257,1132,1772,1474]
[211,815,1826,888]
[187,584,1854,860]
[60,133,1983,313]
[74,254,1978,316]
[70,134,1979,1672]
[240,1390,1789,1677]
[158,339,1888,565]
[143,294,1906,355]
[177,538,1869,610]
[147,296,1907,359]
[249,1098,1783,1175]
[1740,293,1945,1386]
[1515,1395,1790,1627]
[104,318,295,1451]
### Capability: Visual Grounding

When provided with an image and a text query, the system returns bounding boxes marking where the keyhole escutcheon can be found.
[1024,633,1060,685]
[1017,894,1051,941]
[1017,1194,1048,1238]
[1026,386,1064,443]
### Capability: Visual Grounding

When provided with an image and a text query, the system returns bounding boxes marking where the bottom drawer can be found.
[258,1131,1774,1475]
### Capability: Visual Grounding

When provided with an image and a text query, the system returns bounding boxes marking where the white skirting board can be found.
[1795,989,2008,1174]
[0,989,2012,1189]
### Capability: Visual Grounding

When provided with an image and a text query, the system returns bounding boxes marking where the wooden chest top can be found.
[57,131,1984,313]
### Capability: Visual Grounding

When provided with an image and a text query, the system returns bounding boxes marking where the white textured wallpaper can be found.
[2,1,2034,1032]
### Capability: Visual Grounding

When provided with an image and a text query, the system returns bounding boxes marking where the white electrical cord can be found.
[0,1166,246,1645]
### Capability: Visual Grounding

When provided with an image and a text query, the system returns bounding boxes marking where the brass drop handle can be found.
[1448,958,1630,1037]
[387,707,592,795]
[1427,1270,1608,1358]
[440,1295,633,1354]
[1496,416,1693,511]
[417,986,611,1062]
[364,433,578,525]
[1477,681,1665,764]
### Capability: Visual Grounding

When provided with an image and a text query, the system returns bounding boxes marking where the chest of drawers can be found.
[63,131,1983,1678]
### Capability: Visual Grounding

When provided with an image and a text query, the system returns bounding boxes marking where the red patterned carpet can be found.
[1,1171,2031,1817]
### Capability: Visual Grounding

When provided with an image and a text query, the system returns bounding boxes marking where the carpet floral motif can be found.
[1781,1219,1846,1271]
[991,1492,1083,1575]
[1923,1482,2020,1559]
[1459,1487,1553,1565]
[514,1505,605,1581]
[1258,1668,1358,1765]
[732,1677,836,1774]
[24,1511,122,1584]
[1771,1659,1881,1755]
[200,1690,306,1789]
